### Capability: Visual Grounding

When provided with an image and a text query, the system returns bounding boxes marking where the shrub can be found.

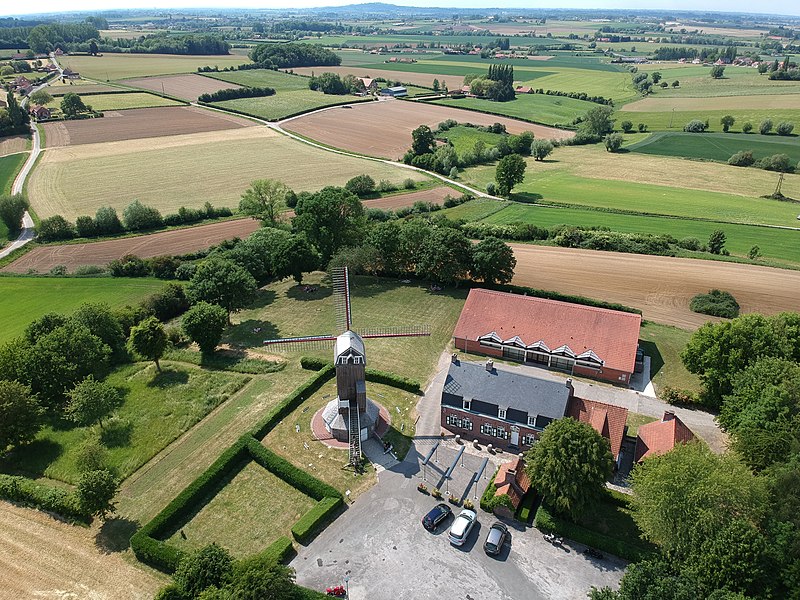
[759,119,773,135]
[123,200,163,231]
[198,86,275,102]
[755,153,793,172]
[344,174,376,197]
[174,262,197,281]
[291,497,343,543]
[403,178,416,190]
[148,255,181,280]
[38,215,75,241]
[690,289,740,318]
[142,283,190,321]
[620,120,633,133]
[75,215,98,238]
[683,119,707,133]
[0,194,29,234]
[377,179,396,193]
[728,150,755,167]
[604,133,623,152]
[49,265,67,276]
[660,386,704,407]
[776,122,794,136]
[74,264,106,276]
[300,356,329,371]
[486,182,497,195]
[741,122,753,134]
[677,237,702,251]
[108,254,150,278]
[365,368,421,393]
[0,474,87,522]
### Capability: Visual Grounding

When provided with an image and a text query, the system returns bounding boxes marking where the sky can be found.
[3,0,799,18]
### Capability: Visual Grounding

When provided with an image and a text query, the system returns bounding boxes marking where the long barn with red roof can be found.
[452,289,642,385]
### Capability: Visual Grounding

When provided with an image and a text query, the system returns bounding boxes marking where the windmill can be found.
[263,268,429,467]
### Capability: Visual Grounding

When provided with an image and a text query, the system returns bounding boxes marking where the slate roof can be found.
[453,289,642,374]
[635,412,695,462]
[443,359,570,418]
[566,397,629,460]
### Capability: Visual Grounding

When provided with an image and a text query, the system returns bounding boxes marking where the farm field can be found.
[0,277,165,344]
[290,65,467,89]
[0,152,26,196]
[58,53,249,81]
[41,105,254,147]
[508,244,800,330]
[430,93,597,127]
[0,135,29,157]
[1,362,249,484]
[628,132,800,164]
[211,90,373,121]
[48,83,121,96]
[621,94,800,112]
[638,65,800,97]
[45,91,183,112]
[28,127,428,219]
[617,108,800,132]
[122,73,243,100]
[437,125,506,155]
[283,99,572,159]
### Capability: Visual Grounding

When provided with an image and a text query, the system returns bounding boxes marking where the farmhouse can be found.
[380,86,408,97]
[515,85,533,94]
[452,289,642,385]
[358,77,377,92]
[29,105,51,120]
[440,356,629,461]
[634,411,695,462]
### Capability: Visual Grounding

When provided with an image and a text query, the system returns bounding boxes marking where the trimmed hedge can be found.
[300,358,422,393]
[479,469,500,512]
[198,86,275,103]
[0,474,88,523]
[239,535,295,568]
[291,496,344,543]
[300,356,329,371]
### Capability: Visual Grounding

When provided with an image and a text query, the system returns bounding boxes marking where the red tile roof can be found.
[453,289,642,374]
[494,456,531,509]
[635,412,695,462]
[567,397,628,460]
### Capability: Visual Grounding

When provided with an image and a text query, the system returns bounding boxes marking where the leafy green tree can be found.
[524,418,614,520]
[174,543,233,598]
[651,71,662,83]
[76,469,119,520]
[759,119,773,135]
[128,317,168,371]
[89,39,99,55]
[741,121,753,133]
[604,133,624,152]
[225,559,300,600]
[0,194,29,235]
[710,65,725,78]
[60,93,88,119]
[344,174,376,197]
[239,179,291,226]
[776,121,795,136]
[471,236,516,284]
[123,200,162,231]
[629,442,768,559]
[74,439,108,473]
[65,376,123,429]
[707,229,726,254]
[271,234,319,284]
[366,220,404,275]
[182,302,228,354]
[495,153,526,196]
[327,244,382,276]
[432,78,440,91]
[531,139,553,161]
[0,380,42,454]
[720,115,735,132]
[580,105,614,137]
[188,257,258,322]
[292,186,365,262]
[411,124,435,155]
[94,206,123,235]
[620,120,634,133]
[748,245,761,260]
[71,303,127,363]
[417,227,473,285]
[29,89,52,106]
[37,215,74,241]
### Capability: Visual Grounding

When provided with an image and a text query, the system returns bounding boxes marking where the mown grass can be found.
[430,93,595,126]
[45,92,183,112]
[164,460,315,557]
[211,91,373,121]
[438,125,506,156]
[0,152,25,195]
[617,108,800,133]
[626,412,658,438]
[0,276,165,345]
[628,131,800,164]
[638,321,701,394]
[0,362,250,484]
[61,53,248,81]
[205,68,311,91]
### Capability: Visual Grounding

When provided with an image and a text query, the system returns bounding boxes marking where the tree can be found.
[707,229,726,254]
[182,302,228,354]
[71,303,127,364]
[759,119,773,135]
[620,120,634,133]
[525,418,614,520]
[188,257,257,321]
[471,236,516,284]
[671,80,679,87]
[0,194,29,235]
[0,380,42,454]
[239,179,291,226]
[748,245,761,260]
[720,115,735,132]
[495,153,526,196]
[128,317,168,371]
[94,206,123,235]
[580,105,614,137]
[37,215,74,241]
[411,124,435,155]
[60,93,88,119]
[28,89,52,106]
[741,121,753,133]
[710,65,725,78]
[174,543,233,598]
[728,150,754,167]
[651,71,662,83]
[776,121,795,136]
[417,227,473,285]
[270,234,319,283]
[225,559,300,600]
[292,186,365,262]
[432,78,440,91]
[604,133,624,152]
[76,469,119,520]
[65,376,123,429]
[344,174,376,197]
[683,119,707,133]
[89,39,99,55]
[123,200,162,231]
[531,139,553,161]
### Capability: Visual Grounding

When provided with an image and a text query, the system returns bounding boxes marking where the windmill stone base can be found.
[321,396,381,443]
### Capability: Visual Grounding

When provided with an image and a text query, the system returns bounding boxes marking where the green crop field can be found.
[518,68,637,104]
[1,362,249,484]
[628,132,800,164]
[0,277,166,344]
[426,52,623,72]
[637,65,800,98]
[206,68,310,91]
[28,127,428,219]
[0,152,25,196]
[617,108,800,132]
[430,93,596,126]
[438,125,506,155]
[60,53,249,81]
[46,92,183,112]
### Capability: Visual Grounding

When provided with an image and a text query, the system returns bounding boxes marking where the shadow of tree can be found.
[286,284,333,302]
[95,516,140,554]
[0,438,63,478]
[248,288,277,310]
[100,419,133,448]
[147,368,190,388]
[510,192,543,203]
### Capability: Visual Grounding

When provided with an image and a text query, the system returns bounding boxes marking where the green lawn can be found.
[0,152,26,195]
[205,69,311,91]
[227,272,466,385]
[59,53,248,81]
[0,277,166,345]
[165,460,315,557]
[628,132,800,164]
[639,321,701,394]
[617,108,800,133]
[430,93,596,126]
[0,362,250,484]
[626,412,658,438]
[438,125,506,156]
[46,92,183,112]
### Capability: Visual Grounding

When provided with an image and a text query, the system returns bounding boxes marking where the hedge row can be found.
[240,535,295,568]
[479,469,500,513]
[198,86,275,103]
[291,496,343,544]
[300,356,329,371]
[130,438,250,572]
[365,368,421,394]
[0,474,89,523]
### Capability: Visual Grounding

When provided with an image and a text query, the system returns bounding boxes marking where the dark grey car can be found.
[483,521,508,555]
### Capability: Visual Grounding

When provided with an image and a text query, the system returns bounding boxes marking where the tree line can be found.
[197,86,275,103]
[248,42,341,69]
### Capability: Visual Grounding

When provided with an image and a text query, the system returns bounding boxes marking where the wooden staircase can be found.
[348,399,362,467]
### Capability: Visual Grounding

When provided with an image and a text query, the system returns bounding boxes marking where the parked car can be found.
[448,508,477,546]
[483,522,508,556]
[422,503,452,531]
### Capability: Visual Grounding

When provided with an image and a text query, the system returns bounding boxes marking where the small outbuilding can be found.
[380,86,408,97]
[634,411,694,462]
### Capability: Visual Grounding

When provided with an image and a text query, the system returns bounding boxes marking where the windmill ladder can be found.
[348,399,362,467]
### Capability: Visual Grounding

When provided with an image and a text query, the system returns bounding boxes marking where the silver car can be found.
[448,508,477,546]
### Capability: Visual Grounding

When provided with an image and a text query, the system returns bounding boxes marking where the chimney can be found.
[451,353,459,364]
[485,359,494,372]
[663,411,676,422]
[565,378,574,397]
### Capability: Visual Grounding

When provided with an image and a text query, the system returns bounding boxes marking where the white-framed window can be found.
[463,398,471,411]
[447,414,474,431]
[523,433,537,446]
[480,423,493,436]
[462,417,473,431]
[498,408,507,420]
[527,415,536,427]
[496,426,508,440]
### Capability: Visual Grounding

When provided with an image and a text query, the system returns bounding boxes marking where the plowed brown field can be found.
[283,98,573,159]
[41,105,254,147]
[509,244,800,330]
[0,503,163,600]
[123,73,244,101]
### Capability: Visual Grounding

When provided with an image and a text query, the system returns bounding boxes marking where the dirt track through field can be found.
[41,105,254,147]
[123,73,244,101]
[283,98,573,159]
[510,244,800,330]
[0,502,163,600]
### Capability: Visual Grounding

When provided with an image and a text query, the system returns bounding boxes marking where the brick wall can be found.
[440,406,540,453]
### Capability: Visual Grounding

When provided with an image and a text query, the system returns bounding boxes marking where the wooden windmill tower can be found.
[263,268,429,467]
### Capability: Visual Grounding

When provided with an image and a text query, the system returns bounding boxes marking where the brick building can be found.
[452,289,642,385]
[634,411,695,462]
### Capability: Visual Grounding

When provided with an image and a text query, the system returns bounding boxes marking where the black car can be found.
[422,503,452,531]
[483,522,509,555]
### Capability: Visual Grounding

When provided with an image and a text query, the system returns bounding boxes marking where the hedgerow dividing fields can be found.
[46,92,183,112]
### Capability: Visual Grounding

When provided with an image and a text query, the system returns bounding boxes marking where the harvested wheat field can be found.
[41,105,254,147]
[123,73,244,101]
[283,98,573,159]
[510,244,800,330]
[28,126,428,219]
[0,135,28,157]
[291,65,469,90]
[3,218,261,273]
[621,94,800,112]
[0,503,164,600]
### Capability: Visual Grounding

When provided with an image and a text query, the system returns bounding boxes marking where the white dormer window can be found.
[498,408,507,420]
[463,398,471,411]
[527,415,536,427]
